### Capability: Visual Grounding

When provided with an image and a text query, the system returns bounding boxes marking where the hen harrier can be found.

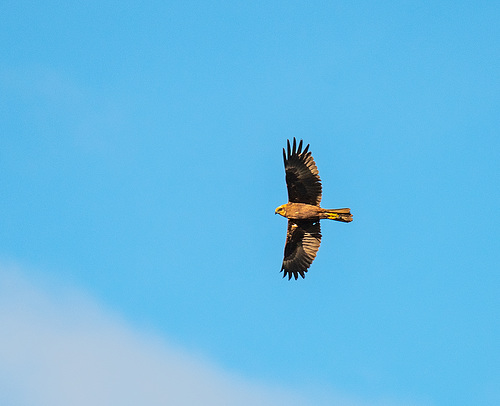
[275,138,352,280]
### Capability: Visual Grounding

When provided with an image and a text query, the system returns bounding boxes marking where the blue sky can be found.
[1,2,499,405]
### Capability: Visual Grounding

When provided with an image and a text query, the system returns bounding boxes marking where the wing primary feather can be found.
[283,148,286,163]
[283,137,322,206]
[281,219,322,281]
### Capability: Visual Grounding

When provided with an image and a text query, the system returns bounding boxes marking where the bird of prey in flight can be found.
[275,138,353,280]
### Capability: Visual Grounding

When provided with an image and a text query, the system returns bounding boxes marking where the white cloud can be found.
[0,266,318,406]
[0,265,426,406]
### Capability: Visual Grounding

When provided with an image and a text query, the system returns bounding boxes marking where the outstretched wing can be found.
[283,138,322,206]
[281,219,322,280]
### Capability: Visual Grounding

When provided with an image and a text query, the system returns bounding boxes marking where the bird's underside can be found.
[276,138,352,280]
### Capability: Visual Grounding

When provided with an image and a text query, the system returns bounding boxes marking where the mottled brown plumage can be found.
[275,138,353,280]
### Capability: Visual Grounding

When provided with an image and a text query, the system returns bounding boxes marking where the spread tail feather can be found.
[324,208,353,222]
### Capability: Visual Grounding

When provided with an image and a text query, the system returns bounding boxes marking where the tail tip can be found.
[328,210,353,222]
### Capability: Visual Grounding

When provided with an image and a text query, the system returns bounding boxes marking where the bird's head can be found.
[275,204,286,217]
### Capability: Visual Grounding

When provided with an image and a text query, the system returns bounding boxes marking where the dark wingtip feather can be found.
[303,144,309,155]
[297,139,303,154]
[283,148,286,163]
[281,267,307,281]
[292,138,296,154]
[287,139,291,158]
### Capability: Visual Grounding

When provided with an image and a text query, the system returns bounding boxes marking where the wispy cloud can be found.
[0,265,426,406]
[0,265,315,406]
[0,66,133,161]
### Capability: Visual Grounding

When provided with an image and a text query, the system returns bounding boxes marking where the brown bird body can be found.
[276,202,352,221]
[276,138,353,280]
